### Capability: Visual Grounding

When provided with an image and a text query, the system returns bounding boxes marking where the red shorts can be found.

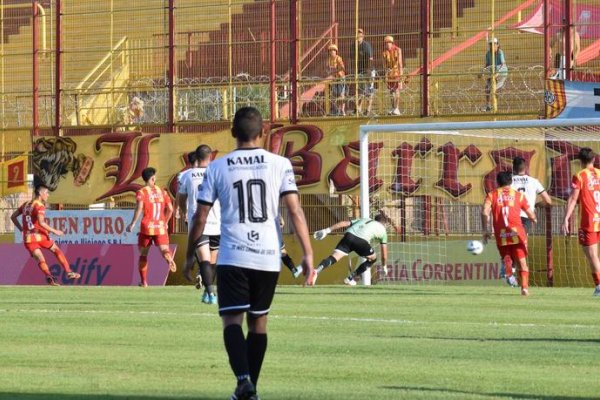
[498,243,528,261]
[578,229,600,246]
[138,233,169,248]
[24,238,54,255]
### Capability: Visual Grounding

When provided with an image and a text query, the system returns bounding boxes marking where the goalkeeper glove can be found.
[313,228,331,240]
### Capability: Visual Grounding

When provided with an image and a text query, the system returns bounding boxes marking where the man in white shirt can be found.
[185,107,314,400]
[511,157,552,233]
[179,145,222,304]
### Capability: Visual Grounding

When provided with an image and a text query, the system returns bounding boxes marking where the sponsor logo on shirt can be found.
[227,155,265,166]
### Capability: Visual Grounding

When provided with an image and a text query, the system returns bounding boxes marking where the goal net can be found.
[359,118,600,287]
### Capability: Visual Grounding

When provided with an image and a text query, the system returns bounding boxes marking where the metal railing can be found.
[0,0,599,131]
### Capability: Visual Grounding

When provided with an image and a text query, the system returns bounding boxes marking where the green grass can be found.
[0,285,599,400]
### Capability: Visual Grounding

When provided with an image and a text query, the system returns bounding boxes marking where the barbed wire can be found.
[0,65,584,128]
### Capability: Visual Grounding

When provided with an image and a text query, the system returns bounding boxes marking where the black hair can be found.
[512,157,526,174]
[232,107,263,142]
[578,147,595,165]
[196,144,212,162]
[33,176,48,196]
[496,170,513,187]
[141,167,156,183]
[187,151,198,165]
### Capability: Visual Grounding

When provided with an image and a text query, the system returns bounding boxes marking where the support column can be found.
[54,0,61,135]
[168,0,175,132]
[289,0,298,123]
[32,1,40,136]
[269,0,276,123]
[421,0,430,117]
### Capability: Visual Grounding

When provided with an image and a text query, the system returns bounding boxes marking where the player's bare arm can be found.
[562,188,580,235]
[127,200,143,232]
[540,191,552,206]
[481,198,492,244]
[283,192,314,286]
[10,208,23,232]
[525,208,537,224]
[314,220,351,240]
[177,192,187,221]
[39,212,63,236]
[164,197,174,223]
[380,243,388,274]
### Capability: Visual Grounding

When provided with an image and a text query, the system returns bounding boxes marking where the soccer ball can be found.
[467,240,484,255]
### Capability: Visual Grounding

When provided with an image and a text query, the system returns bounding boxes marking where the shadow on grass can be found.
[0,394,220,400]
[382,385,599,400]
[378,334,600,344]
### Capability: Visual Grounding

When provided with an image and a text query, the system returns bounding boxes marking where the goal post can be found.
[359,118,600,287]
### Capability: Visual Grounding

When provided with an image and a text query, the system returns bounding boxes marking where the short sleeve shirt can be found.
[198,148,298,272]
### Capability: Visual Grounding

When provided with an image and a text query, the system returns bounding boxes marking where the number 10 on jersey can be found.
[233,179,267,223]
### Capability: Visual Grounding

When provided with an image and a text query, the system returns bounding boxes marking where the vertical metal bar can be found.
[110,0,114,126]
[1,0,5,129]
[33,1,39,136]
[422,0,429,117]
[290,0,298,123]
[400,196,406,242]
[545,206,554,287]
[543,0,550,119]
[269,0,276,123]
[354,0,358,118]
[55,0,61,135]
[565,0,572,80]
[423,196,431,236]
[168,0,175,131]
[543,0,550,80]
[451,0,457,38]
[330,0,336,41]
[228,0,232,118]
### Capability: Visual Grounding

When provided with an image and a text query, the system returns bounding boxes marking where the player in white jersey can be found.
[179,144,222,304]
[312,214,388,285]
[185,107,314,400]
[511,157,552,232]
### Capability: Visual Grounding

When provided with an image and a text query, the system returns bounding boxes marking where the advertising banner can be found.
[13,210,137,245]
[0,244,175,286]
[382,240,502,284]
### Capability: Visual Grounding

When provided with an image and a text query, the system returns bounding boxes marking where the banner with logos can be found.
[0,244,175,286]
[13,210,137,245]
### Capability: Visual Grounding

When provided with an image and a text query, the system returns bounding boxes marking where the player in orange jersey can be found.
[10,181,81,285]
[561,147,600,296]
[126,167,177,287]
[482,171,537,296]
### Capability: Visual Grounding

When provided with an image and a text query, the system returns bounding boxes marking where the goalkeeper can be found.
[312,213,388,285]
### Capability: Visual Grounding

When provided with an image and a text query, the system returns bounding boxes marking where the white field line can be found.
[0,308,597,330]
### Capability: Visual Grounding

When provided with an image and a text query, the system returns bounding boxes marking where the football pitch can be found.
[0,284,598,400]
